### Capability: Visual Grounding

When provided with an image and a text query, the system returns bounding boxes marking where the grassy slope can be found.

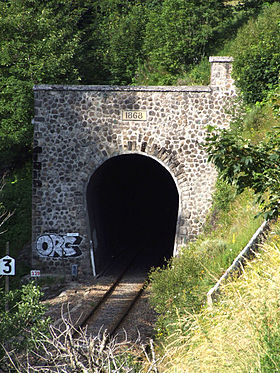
[148,184,263,334]
[159,220,280,372]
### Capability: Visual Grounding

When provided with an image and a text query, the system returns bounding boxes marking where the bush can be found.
[232,2,280,104]
[176,57,211,86]
[211,178,236,213]
[0,282,50,367]
[205,124,280,220]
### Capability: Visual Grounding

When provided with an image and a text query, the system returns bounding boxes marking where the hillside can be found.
[159,220,280,372]
[0,0,280,371]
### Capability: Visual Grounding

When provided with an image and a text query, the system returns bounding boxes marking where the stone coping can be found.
[33,84,212,93]
[34,56,233,93]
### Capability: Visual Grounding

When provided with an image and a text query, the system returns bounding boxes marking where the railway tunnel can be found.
[86,154,179,275]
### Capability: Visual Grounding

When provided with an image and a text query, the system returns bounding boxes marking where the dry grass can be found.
[158,221,280,373]
[3,311,163,373]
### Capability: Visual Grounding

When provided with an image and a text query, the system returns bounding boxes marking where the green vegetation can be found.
[206,119,280,220]
[0,282,50,368]
[0,163,32,257]
[136,0,230,85]
[232,3,280,104]
[0,0,280,371]
[157,221,280,372]
[149,186,262,336]
[145,2,280,371]
[183,2,280,99]
[0,0,81,166]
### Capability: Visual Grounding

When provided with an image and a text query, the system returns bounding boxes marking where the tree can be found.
[232,3,280,104]
[139,0,231,84]
[77,0,147,85]
[237,0,276,15]
[0,0,82,166]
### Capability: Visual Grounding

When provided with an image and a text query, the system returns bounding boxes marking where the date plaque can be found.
[122,110,147,121]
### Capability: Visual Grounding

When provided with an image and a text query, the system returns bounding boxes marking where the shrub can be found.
[176,57,211,86]
[139,0,231,84]
[205,125,280,220]
[0,282,50,367]
[210,178,236,213]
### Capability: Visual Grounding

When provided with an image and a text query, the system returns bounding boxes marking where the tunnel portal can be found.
[32,58,236,277]
[86,154,179,275]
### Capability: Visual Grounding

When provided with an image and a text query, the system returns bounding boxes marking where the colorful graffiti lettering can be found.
[36,234,82,257]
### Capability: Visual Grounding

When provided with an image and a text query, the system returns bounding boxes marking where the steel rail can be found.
[74,252,148,338]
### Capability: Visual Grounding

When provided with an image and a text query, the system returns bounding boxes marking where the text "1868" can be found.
[122,110,147,121]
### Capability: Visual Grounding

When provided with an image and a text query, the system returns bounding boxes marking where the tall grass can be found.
[159,220,280,372]
[149,185,262,337]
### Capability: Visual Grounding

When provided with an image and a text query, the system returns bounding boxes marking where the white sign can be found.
[30,270,41,277]
[0,255,15,276]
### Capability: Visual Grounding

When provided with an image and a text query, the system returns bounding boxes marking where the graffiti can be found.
[36,234,82,258]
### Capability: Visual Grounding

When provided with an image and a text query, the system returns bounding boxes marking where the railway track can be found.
[75,253,150,338]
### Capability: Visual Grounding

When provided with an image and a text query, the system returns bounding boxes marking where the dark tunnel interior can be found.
[86,154,179,275]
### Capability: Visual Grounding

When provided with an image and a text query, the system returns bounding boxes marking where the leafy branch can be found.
[205,126,280,220]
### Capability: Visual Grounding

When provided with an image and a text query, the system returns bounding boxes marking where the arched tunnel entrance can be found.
[86,154,179,275]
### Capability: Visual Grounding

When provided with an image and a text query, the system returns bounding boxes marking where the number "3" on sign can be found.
[0,255,15,275]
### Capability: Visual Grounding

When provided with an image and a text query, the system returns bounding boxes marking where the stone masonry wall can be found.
[32,56,236,278]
